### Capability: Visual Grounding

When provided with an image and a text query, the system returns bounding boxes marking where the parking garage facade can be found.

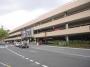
[5,0,90,47]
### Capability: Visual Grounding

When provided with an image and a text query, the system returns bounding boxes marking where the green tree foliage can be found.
[0,28,8,40]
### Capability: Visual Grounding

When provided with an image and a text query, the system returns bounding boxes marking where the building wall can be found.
[5,0,90,44]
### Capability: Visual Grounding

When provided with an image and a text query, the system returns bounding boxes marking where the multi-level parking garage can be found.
[5,0,90,46]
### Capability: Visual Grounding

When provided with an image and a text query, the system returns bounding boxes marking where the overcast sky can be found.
[0,0,73,30]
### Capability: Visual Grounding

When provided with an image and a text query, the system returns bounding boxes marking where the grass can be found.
[47,40,90,48]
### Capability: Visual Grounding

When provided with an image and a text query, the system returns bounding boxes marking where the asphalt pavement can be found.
[0,45,42,67]
[0,45,90,67]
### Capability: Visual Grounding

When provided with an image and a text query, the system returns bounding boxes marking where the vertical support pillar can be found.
[36,38,39,46]
[66,24,68,29]
[65,23,69,44]
[27,39,29,45]
[34,38,36,43]
[13,40,15,45]
[29,38,31,43]
[65,36,69,43]
[20,39,22,44]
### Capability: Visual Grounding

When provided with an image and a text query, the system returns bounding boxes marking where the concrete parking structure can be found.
[5,0,90,46]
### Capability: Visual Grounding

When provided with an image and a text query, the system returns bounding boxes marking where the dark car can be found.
[20,43,29,48]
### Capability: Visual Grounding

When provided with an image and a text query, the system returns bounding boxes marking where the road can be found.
[0,45,90,67]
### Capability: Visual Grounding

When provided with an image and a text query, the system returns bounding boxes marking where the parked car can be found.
[20,43,29,48]
[19,43,29,48]
[15,42,21,47]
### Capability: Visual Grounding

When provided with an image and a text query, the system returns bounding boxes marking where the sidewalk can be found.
[30,44,90,58]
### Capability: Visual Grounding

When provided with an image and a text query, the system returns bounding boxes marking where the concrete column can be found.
[66,24,69,29]
[13,40,15,45]
[27,39,29,44]
[29,38,31,42]
[65,36,69,43]
[65,23,69,43]
[64,12,67,16]
[34,38,37,43]
[20,39,22,43]
[36,38,39,46]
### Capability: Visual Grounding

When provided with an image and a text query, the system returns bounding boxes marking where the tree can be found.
[0,27,8,41]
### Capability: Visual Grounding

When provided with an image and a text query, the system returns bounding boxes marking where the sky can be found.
[0,0,73,30]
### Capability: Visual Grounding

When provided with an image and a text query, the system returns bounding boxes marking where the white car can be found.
[15,42,21,47]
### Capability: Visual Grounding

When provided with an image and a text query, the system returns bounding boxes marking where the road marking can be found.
[6,48,49,67]
[0,61,11,67]
[6,48,24,58]
[35,61,40,65]
[25,58,29,60]
[19,55,22,56]
[42,65,48,67]
[29,60,34,62]
[0,61,7,66]
[22,56,25,58]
